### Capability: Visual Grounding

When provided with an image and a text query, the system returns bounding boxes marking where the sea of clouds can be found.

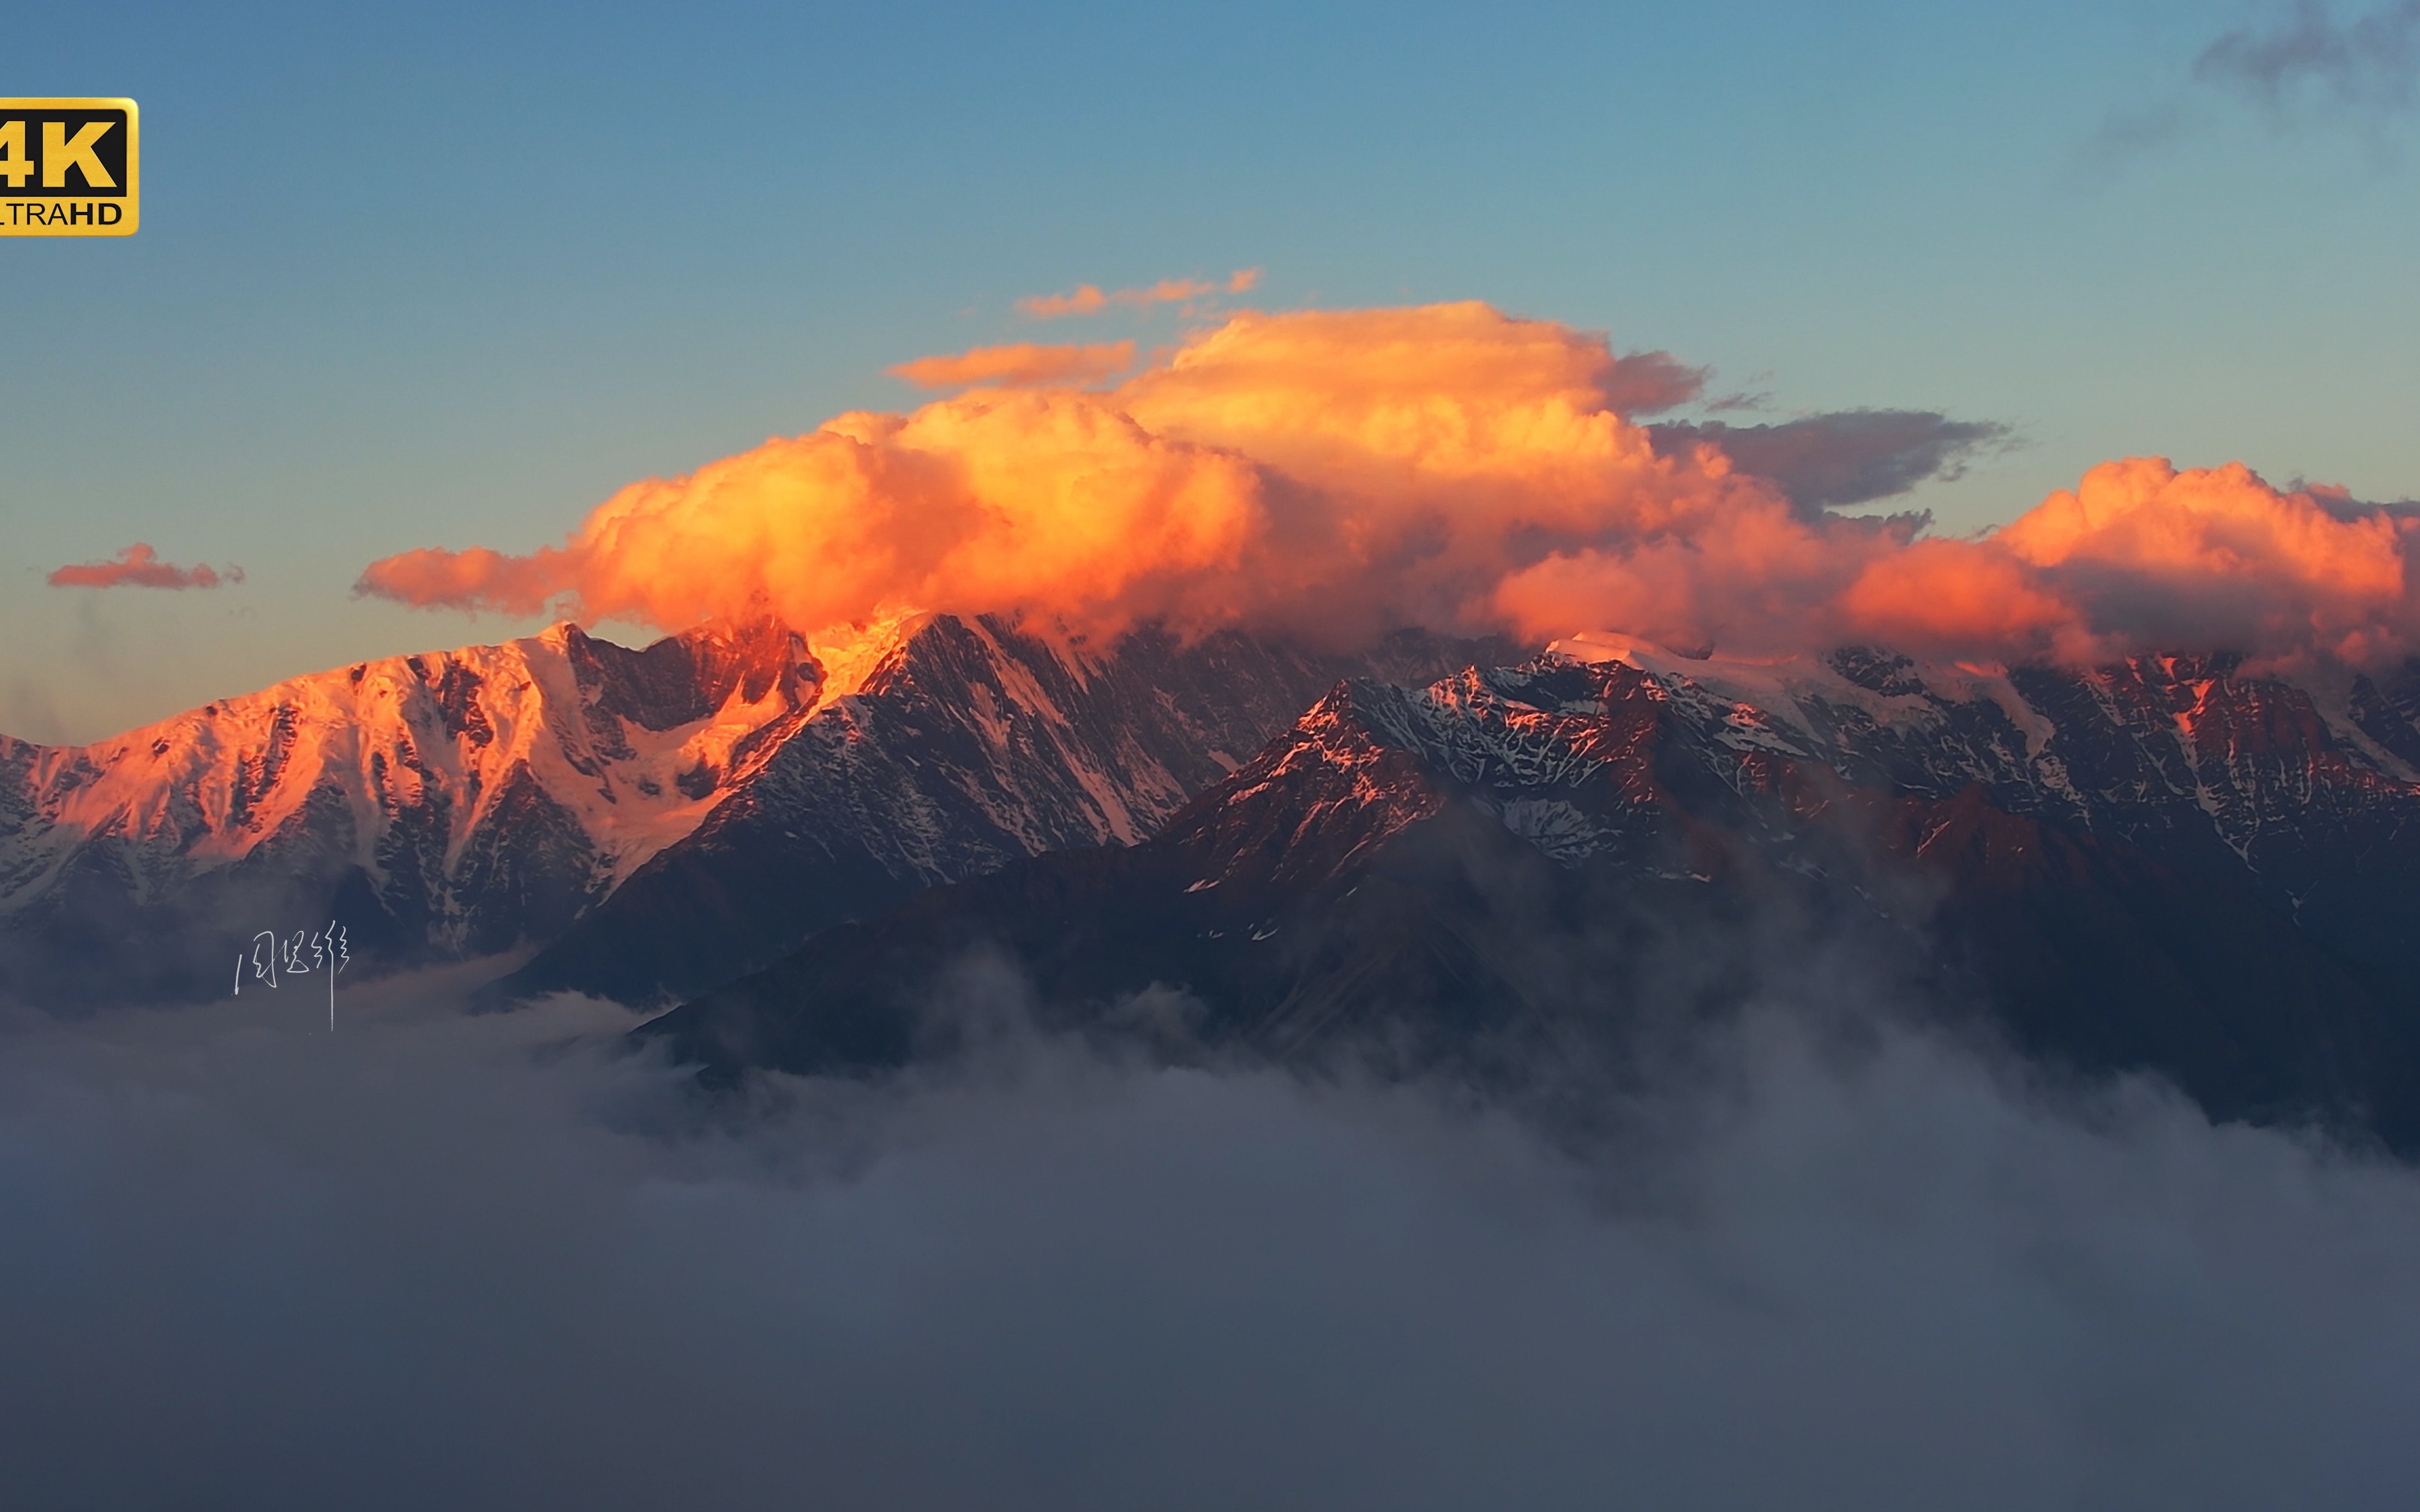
[4,955,2419,1511]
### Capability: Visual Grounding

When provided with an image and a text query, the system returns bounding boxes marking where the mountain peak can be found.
[557,616,818,735]
[0,620,832,1004]
[800,610,939,701]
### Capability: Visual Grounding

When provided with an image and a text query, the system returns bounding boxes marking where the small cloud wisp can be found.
[1017,267,1262,319]
[2197,1,2420,115]
[47,544,242,592]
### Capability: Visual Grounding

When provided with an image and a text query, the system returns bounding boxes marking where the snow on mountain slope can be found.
[975,633,2420,1086]
[494,614,1521,1006]
[1541,634,2420,889]
[1222,637,2420,1041]
[22,594,2416,1029]
[0,619,819,1004]
[655,638,2420,1147]
[0,607,1514,1009]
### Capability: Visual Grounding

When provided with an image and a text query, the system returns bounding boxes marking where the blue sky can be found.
[8,0,2419,741]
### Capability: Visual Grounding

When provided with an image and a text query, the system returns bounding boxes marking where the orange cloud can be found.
[351,544,573,617]
[357,300,2420,671]
[360,392,1271,639]
[1017,267,1261,319]
[889,340,1136,390]
[1837,541,2085,657]
[48,545,240,591]
[361,302,1774,650]
[1493,458,2419,666]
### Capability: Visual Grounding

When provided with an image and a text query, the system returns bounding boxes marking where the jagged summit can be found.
[1,617,816,897]
[491,615,1524,1007]
[1549,629,2420,788]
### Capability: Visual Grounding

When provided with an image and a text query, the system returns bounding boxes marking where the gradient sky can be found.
[8,0,2419,743]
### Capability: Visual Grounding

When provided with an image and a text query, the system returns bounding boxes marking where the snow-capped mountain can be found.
[0,618,821,1004]
[0,612,1511,1007]
[493,615,1519,1006]
[653,640,2420,1148]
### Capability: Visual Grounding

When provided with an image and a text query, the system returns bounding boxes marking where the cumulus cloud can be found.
[890,340,1137,390]
[47,543,241,591]
[1994,457,2413,659]
[356,298,2420,668]
[4,974,2420,1510]
[1495,456,2419,666]
[1017,267,1262,319]
[360,302,1769,650]
[2197,1,2420,115]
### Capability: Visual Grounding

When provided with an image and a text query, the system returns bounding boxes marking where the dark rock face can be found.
[650,648,2420,1150]
[496,616,1521,1007]
[2350,662,2420,772]
[566,616,814,737]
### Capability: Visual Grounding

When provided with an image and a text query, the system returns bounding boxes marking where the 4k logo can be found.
[1,99,139,237]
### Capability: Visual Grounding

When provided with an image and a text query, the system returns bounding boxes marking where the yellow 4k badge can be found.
[1,99,139,237]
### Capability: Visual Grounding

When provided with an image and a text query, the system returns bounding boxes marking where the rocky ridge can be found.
[652,639,2420,1148]
[0,612,1512,1007]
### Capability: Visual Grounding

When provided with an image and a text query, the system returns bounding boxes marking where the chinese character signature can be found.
[234,920,351,1030]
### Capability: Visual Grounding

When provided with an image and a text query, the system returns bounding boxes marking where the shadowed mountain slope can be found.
[649,645,2420,1149]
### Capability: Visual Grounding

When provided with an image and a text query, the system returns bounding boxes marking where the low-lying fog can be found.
[4,961,2416,1511]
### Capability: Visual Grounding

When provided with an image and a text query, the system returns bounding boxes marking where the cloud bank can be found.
[358,300,2419,668]
[48,543,240,591]
[4,980,2419,1511]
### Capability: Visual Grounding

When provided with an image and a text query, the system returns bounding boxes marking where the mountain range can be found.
[644,635,2420,1150]
[10,614,2420,1147]
[0,613,1507,1008]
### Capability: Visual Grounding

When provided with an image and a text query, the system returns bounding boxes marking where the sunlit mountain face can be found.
[0,619,819,1004]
